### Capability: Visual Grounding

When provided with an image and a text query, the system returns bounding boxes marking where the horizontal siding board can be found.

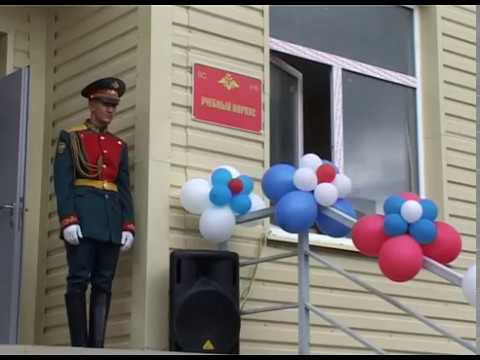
[52,6,105,32]
[441,19,476,44]
[441,36,476,60]
[54,11,138,69]
[442,51,476,75]
[448,216,476,236]
[54,29,138,84]
[442,83,475,105]
[54,6,135,52]
[170,146,264,179]
[446,166,475,187]
[443,66,476,89]
[446,149,475,170]
[187,7,264,47]
[448,199,476,219]
[53,51,137,104]
[440,6,476,28]
[445,116,476,138]
[171,107,265,142]
[171,126,264,160]
[444,99,475,120]
[444,135,475,154]
[189,5,264,29]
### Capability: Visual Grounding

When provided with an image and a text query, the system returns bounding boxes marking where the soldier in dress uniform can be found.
[53,77,135,348]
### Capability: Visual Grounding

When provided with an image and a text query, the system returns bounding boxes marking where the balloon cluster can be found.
[352,192,462,282]
[180,165,266,243]
[261,154,356,236]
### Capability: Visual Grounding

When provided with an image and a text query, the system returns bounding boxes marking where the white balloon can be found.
[180,178,212,215]
[199,206,236,243]
[299,153,323,172]
[462,264,476,306]
[210,165,241,184]
[242,193,267,227]
[293,167,318,191]
[333,174,352,198]
[400,200,423,223]
[314,183,338,207]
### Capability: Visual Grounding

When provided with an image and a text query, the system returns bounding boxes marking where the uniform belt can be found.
[74,179,118,192]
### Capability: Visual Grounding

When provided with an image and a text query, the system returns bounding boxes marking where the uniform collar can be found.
[85,119,107,133]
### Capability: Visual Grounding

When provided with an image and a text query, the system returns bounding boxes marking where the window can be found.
[269,5,421,240]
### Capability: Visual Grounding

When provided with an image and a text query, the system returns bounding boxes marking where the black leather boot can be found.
[65,291,88,347]
[88,290,112,348]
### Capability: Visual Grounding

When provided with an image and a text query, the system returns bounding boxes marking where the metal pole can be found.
[307,303,386,354]
[240,250,298,267]
[241,303,298,316]
[298,231,310,354]
[423,257,463,286]
[306,249,476,353]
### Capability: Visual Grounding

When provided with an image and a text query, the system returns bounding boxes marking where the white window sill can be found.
[267,225,359,253]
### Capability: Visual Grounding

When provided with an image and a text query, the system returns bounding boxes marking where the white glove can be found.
[63,224,83,246]
[121,231,134,252]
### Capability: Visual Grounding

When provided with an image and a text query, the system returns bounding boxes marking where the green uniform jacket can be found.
[53,125,135,244]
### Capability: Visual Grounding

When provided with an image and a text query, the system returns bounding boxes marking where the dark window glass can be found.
[270,5,415,75]
[343,71,418,214]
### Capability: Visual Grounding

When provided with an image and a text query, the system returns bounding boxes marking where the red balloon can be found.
[378,235,424,282]
[421,221,462,264]
[352,215,389,257]
[399,192,420,201]
[316,164,336,183]
[228,178,244,194]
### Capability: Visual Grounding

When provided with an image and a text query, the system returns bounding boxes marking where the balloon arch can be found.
[180,154,476,306]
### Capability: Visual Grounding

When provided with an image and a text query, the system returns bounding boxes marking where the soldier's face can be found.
[89,99,117,127]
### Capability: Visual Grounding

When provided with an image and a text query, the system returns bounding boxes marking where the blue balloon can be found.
[261,164,297,203]
[420,199,438,221]
[383,195,405,215]
[230,194,252,215]
[275,191,318,233]
[409,219,437,244]
[211,168,232,186]
[384,213,408,236]
[315,198,357,238]
[239,175,254,195]
[209,185,232,206]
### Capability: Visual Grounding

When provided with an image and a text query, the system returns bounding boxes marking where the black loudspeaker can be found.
[169,250,240,354]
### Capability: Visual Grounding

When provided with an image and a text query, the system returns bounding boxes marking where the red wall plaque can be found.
[192,63,262,133]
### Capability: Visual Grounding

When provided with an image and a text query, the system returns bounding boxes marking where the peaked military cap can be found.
[81,77,126,104]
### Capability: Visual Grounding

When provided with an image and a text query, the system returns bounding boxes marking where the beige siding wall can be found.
[38,6,142,348]
[438,5,476,272]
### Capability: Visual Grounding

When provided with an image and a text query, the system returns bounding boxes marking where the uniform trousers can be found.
[65,237,121,294]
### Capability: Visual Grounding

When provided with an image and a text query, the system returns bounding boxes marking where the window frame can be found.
[267,5,424,250]
[0,29,13,77]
